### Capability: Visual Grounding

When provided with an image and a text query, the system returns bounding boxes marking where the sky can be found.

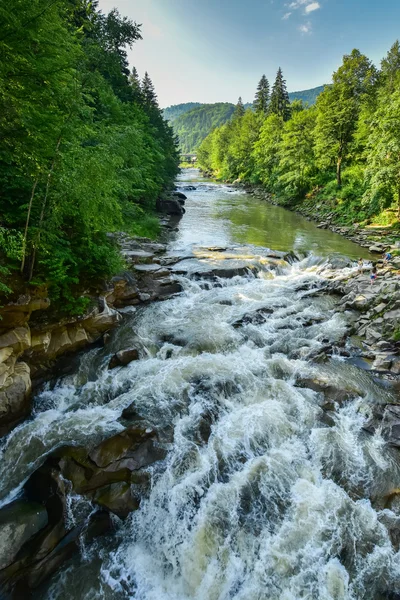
[98,0,400,108]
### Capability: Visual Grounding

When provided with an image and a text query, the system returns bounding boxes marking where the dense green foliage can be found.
[166,86,323,153]
[198,49,400,226]
[163,103,202,122]
[172,103,236,153]
[0,0,179,309]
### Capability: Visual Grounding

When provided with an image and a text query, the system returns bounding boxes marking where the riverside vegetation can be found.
[197,45,400,231]
[0,0,179,314]
[163,86,323,155]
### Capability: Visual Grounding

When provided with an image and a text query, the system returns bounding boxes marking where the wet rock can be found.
[0,361,31,436]
[364,405,400,447]
[296,377,358,411]
[372,354,393,372]
[52,426,166,496]
[157,197,185,216]
[0,500,48,571]
[172,191,187,201]
[108,347,139,369]
[94,482,139,518]
[89,427,157,469]
[232,307,273,328]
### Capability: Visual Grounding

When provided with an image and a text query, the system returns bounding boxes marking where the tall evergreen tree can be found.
[129,66,142,102]
[233,97,245,119]
[269,68,291,121]
[142,72,158,107]
[254,75,270,115]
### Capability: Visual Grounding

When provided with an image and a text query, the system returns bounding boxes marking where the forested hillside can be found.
[173,103,236,153]
[163,103,202,122]
[288,86,324,105]
[0,0,179,312]
[198,51,400,227]
[166,86,323,153]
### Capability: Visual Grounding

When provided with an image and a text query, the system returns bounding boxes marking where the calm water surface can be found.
[173,169,371,260]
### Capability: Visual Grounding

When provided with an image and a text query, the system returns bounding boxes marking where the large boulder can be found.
[0,500,48,571]
[55,426,166,495]
[157,197,185,216]
[0,327,31,353]
[108,347,139,369]
[94,482,139,518]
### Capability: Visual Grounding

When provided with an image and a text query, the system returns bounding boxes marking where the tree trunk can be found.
[20,178,38,274]
[28,136,62,281]
[336,156,342,187]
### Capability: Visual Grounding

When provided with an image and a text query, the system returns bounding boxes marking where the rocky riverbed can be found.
[2,180,400,598]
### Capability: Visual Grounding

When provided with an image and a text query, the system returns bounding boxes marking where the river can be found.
[2,170,400,599]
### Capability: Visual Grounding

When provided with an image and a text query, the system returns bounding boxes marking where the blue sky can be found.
[99,0,400,107]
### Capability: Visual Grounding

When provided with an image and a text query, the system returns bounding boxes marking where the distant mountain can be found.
[172,103,236,154]
[288,85,325,105]
[162,103,202,122]
[164,86,325,153]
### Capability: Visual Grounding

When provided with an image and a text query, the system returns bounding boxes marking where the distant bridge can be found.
[181,153,197,163]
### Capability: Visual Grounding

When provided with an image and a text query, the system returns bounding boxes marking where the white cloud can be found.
[299,21,312,33]
[305,2,320,13]
[288,0,308,8]
[282,11,292,19]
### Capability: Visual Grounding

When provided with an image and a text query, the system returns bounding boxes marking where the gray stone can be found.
[372,354,393,371]
[384,309,400,322]
[374,302,387,314]
[134,264,162,272]
[109,348,139,369]
[0,500,48,570]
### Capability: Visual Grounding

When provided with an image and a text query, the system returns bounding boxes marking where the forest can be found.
[197,47,400,227]
[171,103,236,154]
[164,87,323,154]
[0,0,179,312]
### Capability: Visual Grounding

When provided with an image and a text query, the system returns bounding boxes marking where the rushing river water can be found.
[2,171,400,599]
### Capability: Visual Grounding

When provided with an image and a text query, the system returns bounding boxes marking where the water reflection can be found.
[176,169,372,260]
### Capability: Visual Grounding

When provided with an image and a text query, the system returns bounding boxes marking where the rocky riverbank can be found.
[0,191,187,439]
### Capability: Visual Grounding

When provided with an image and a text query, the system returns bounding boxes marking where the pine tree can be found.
[129,66,142,103]
[254,75,270,115]
[233,96,245,119]
[142,72,158,107]
[269,68,291,121]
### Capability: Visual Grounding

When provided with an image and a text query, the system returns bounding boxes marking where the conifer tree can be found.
[129,66,142,102]
[269,68,291,121]
[142,72,158,107]
[254,75,270,115]
[233,97,245,119]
